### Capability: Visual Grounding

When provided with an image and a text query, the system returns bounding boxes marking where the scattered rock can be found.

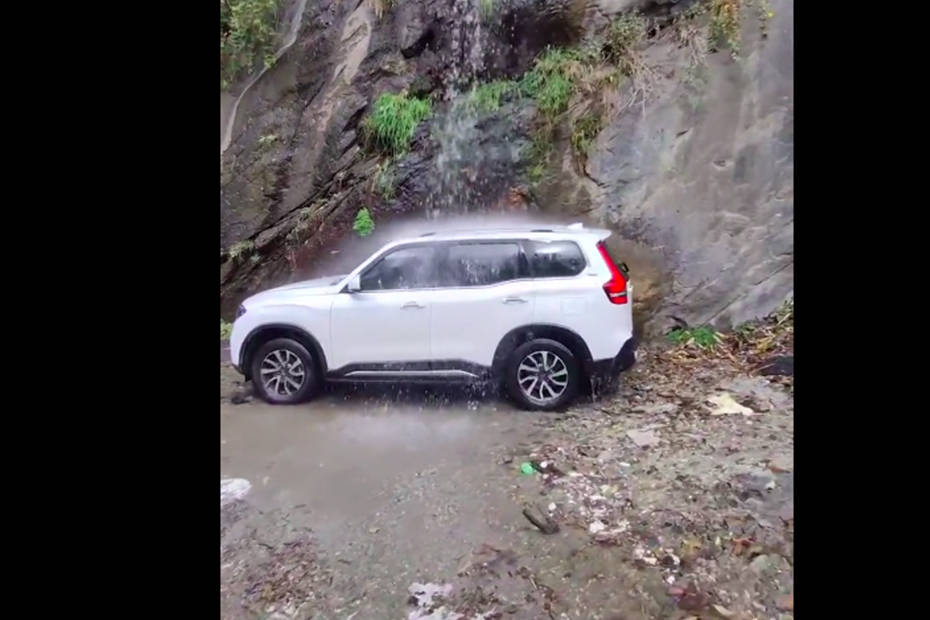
[230,386,253,404]
[776,593,794,611]
[749,554,774,575]
[706,392,755,416]
[678,591,709,611]
[522,506,559,535]
[220,478,251,506]
[712,604,735,618]
[407,581,454,614]
[626,428,661,448]
[759,355,793,376]
[767,454,793,473]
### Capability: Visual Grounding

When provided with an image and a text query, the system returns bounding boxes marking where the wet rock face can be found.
[608,0,793,332]
[220,0,793,329]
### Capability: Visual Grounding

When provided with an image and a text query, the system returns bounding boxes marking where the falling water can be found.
[427,0,525,218]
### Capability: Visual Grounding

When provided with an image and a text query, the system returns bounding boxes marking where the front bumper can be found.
[590,336,637,381]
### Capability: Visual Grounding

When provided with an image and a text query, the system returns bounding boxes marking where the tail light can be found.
[596,241,628,304]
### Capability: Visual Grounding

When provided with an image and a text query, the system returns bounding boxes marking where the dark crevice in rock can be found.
[342,105,367,134]
[401,24,437,59]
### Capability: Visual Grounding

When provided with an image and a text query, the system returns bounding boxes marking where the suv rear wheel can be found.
[505,338,580,411]
[250,338,322,404]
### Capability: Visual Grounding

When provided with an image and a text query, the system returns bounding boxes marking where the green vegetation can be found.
[257,133,278,148]
[709,0,743,56]
[479,0,495,21]
[668,326,724,349]
[602,12,647,66]
[363,93,432,155]
[571,113,603,162]
[228,240,255,262]
[517,48,593,184]
[221,319,233,340]
[730,298,793,356]
[526,131,552,184]
[353,207,375,237]
[520,48,589,121]
[286,206,316,245]
[373,159,396,200]
[751,0,774,37]
[220,0,282,89]
[467,80,520,113]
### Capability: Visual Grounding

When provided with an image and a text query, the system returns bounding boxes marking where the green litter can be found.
[520,462,536,475]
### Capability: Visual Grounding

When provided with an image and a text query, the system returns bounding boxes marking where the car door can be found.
[329,244,437,370]
[526,238,600,337]
[428,240,535,369]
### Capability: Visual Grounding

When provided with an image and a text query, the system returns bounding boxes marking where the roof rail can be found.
[530,228,553,232]
[419,232,435,237]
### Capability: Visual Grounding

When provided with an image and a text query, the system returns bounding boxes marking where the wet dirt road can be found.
[221,367,584,618]
[221,349,794,620]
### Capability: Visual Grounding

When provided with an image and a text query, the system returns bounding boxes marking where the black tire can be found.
[250,338,322,404]
[505,338,581,411]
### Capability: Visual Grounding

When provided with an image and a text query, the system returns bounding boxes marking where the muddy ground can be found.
[221,335,793,620]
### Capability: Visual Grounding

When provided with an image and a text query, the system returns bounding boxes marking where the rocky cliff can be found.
[220,0,793,334]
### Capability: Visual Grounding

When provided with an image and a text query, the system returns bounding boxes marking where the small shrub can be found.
[228,240,255,262]
[221,319,233,340]
[668,326,723,349]
[373,160,396,200]
[286,207,316,244]
[525,129,553,185]
[467,80,519,113]
[353,207,375,237]
[750,0,774,36]
[363,93,432,155]
[220,0,282,89]
[521,48,587,121]
[709,0,742,56]
[571,113,603,162]
[602,12,647,65]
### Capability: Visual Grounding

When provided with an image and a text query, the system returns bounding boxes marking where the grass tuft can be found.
[363,93,432,155]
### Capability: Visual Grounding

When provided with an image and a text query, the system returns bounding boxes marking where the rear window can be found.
[439,242,524,286]
[527,241,586,277]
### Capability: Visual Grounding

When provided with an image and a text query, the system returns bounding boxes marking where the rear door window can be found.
[526,240,586,277]
[439,242,525,287]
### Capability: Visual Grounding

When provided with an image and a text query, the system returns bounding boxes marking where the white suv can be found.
[229,224,635,410]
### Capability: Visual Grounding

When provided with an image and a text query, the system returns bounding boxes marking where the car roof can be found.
[387,224,611,247]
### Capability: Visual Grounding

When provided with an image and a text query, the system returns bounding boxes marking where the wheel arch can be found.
[491,324,594,379]
[239,324,328,380]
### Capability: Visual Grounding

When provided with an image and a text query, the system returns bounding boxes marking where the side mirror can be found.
[346,274,361,293]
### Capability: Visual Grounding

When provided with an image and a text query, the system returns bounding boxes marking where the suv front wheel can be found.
[250,338,322,404]
[505,339,580,411]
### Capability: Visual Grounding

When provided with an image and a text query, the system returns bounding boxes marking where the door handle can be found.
[401,301,425,309]
[503,297,528,304]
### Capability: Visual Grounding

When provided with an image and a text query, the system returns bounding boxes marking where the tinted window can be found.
[360,245,436,290]
[440,243,523,286]
[528,241,586,277]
